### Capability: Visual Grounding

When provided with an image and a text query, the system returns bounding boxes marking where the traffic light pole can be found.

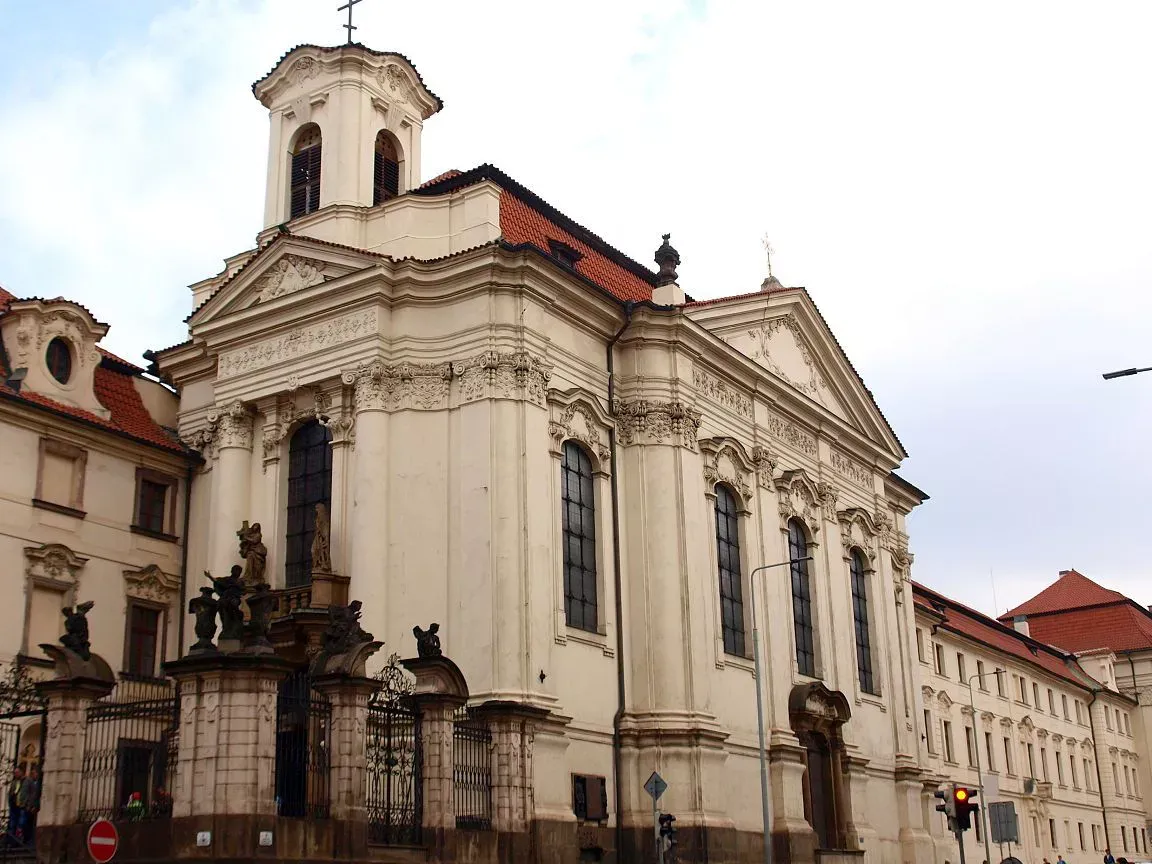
[954,829,967,864]
[749,556,813,864]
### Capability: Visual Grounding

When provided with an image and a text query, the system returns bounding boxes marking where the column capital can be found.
[206,399,255,450]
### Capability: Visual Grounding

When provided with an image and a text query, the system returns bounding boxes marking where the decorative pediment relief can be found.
[1020,715,1035,733]
[24,543,87,587]
[123,564,180,604]
[979,711,996,725]
[547,392,611,466]
[789,681,852,729]
[255,255,328,302]
[960,705,975,717]
[700,437,754,500]
[838,507,880,561]
[777,469,825,533]
[936,691,954,710]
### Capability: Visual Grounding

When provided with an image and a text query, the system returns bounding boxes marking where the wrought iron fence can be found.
[0,660,49,849]
[366,655,421,846]
[274,669,331,819]
[453,708,492,831]
[76,676,178,823]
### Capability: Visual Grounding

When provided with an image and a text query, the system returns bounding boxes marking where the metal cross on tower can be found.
[761,234,775,278]
[337,0,364,44]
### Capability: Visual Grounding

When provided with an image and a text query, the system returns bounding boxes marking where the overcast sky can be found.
[2,0,1151,619]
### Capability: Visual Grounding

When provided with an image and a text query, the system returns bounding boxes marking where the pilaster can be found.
[206,401,254,579]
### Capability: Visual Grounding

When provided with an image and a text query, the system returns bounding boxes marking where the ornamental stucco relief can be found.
[765,412,818,458]
[217,308,378,377]
[700,439,753,500]
[452,351,551,406]
[746,315,827,398]
[548,400,611,464]
[692,367,753,419]
[830,448,872,489]
[123,564,180,604]
[24,543,87,587]
[613,399,701,451]
[256,255,327,302]
[342,359,452,413]
[205,400,254,450]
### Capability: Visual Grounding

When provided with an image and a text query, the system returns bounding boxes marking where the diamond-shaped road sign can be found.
[644,771,667,801]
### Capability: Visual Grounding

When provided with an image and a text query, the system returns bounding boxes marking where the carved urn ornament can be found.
[654,233,680,286]
[188,586,219,654]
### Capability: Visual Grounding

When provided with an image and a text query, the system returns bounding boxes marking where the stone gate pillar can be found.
[403,647,469,859]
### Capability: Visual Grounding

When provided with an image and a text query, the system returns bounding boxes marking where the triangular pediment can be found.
[189,237,375,326]
[687,290,905,459]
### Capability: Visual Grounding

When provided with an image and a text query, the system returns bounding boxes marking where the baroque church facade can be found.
[151,41,936,863]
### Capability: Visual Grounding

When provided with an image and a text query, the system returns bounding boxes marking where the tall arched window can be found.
[561,441,597,632]
[789,519,816,677]
[373,131,400,204]
[715,485,745,656]
[849,549,876,694]
[285,420,332,587]
[290,125,322,219]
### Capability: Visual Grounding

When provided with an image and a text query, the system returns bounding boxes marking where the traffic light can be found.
[952,786,978,831]
[934,787,954,821]
[658,813,678,847]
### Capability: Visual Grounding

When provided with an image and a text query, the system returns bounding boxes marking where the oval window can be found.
[46,338,72,384]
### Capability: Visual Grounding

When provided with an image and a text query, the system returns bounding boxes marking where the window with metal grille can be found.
[290,126,322,218]
[286,420,332,587]
[571,773,608,821]
[373,131,400,204]
[137,478,168,534]
[789,519,816,677]
[561,441,597,632]
[715,485,745,656]
[46,337,72,384]
[126,604,160,677]
[849,549,875,694]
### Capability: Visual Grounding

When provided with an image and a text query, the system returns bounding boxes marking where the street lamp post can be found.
[965,668,1007,864]
[749,555,813,864]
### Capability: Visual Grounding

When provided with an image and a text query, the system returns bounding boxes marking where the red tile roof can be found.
[999,570,1152,654]
[1002,569,1127,618]
[913,581,1091,689]
[0,289,190,455]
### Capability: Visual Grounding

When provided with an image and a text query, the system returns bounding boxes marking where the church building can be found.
[151,41,937,863]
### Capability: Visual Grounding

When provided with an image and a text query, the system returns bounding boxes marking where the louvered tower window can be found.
[373,131,400,204]
[285,420,332,587]
[789,519,816,677]
[290,125,322,219]
[715,485,745,656]
[561,441,597,632]
[850,549,876,694]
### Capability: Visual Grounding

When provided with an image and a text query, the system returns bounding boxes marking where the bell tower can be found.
[252,45,443,229]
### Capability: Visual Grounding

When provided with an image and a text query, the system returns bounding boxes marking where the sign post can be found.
[87,818,119,864]
[644,771,668,864]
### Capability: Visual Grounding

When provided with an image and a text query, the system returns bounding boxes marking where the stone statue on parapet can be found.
[188,586,219,654]
[208,566,246,641]
[311,503,332,573]
[60,601,95,660]
[237,521,267,586]
[413,623,442,658]
[323,601,373,656]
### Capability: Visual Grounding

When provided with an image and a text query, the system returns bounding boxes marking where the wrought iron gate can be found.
[274,669,331,819]
[366,655,421,846]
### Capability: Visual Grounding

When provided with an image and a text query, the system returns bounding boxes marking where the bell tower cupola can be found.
[253,44,443,229]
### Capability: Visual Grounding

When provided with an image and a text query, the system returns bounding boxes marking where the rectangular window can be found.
[985,732,995,771]
[1134,767,1140,797]
[1027,743,1035,778]
[976,659,986,690]
[1019,676,1029,704]
[1093,824,1100,851]
[1062,694,1069,718]
[1142,827,1147,852]
[1056,750,1065,784]
[1084,759,1092,791]
[125,603,161,678]
[1070,754,1077,788]
[34,437,87,516]
[133,469,177,537]
[788,522,816,677]
[1003,737,1013,774]
[1049,819,1056,847]
[1032,682,1040,709]
[1122,825,1128,852]
[561,442,598,633]
[1125,764,1132,795]
[1125,713,1132,735]
[1041,746,1049,781]
[714,486,746,656]
[996,668,1006,697]
[956,652,966,683]
[1079,822,1085,851]
[1048,688,1055,713]
[916,628,925,662]
[1033,816,1040,846]
[934,643,946,676]
[943,720,955,763]
[1107,706,1114,730]
[849,552,876,694]
[571,774,608,821]
[1113,762,1120,791]
[924,710,934,754]
[965,726,976,767]
[1064,820,1071,850]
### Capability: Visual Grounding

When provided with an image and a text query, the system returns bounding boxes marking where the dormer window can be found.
[46,338,72,384]
[373,131,401,204]
[547,239,583,270]
[290,125,322,219]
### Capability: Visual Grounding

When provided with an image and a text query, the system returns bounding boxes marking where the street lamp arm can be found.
[1103,366,1152,380]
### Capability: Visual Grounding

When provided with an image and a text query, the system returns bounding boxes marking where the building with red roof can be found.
[144,39,934,864]
[0,283,198,784]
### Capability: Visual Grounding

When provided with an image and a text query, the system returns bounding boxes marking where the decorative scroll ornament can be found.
[752,446,778,489]
[693,367,753,419]
[370,652,416,707]
[700,439,753,499]
[837,507,880,562]
[256,255,327,302]
[24,543,87,587]
[452,351,552,406]
[205,400,254,450]
[287,56,320,86]
[123,564,181,604]
[342,359,453,412]
[378,63,421,108]
[548,400,610,464]
[612,399,702,451]
[747,315,828,398]
[816,481,839,522]
[181,428,216,460]
[776,470,823,533]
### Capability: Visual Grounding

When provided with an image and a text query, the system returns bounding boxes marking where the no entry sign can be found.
[87,818,119,863]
